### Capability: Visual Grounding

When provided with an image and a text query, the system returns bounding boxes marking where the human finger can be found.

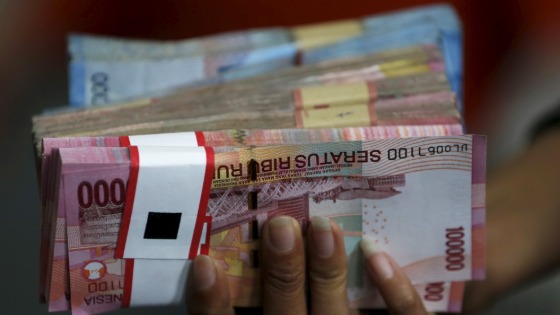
[307,216,349,315]
[361,237,432,315]
[261,216,307,315]
[186,255,235,315]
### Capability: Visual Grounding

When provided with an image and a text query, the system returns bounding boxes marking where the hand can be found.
[186,215,348,315]
[359,236,434,315]
[186,216,432,315]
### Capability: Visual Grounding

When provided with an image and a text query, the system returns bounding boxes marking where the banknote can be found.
[363,4,462,101]
[301,21,462,108]
[301,22,443,65]
[206,47,445,86]
[291,19,364,50]
[70,42,297,106]
[58,135,485,314]
[310,4,462,103]
[293,90,458,128]
[364,4,460,33]
[353,281,465,311]
[69,28,291,60]
[198,44,444,91]
[43,82,459,137]
[34,73,454,142]
[292,3,459,53]
[69,28,294,106]
[67,42,443,109]
[36,44,446,127]
[69,4,462,108]
[38,91,459,140]
[40,124,464,310]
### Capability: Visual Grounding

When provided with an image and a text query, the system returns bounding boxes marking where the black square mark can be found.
[144,212,182,239]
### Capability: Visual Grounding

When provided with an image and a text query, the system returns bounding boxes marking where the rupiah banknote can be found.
[70,42,298,106]
[37,47,457,310]
[41,125,464,311]
[35,46,450,141]
[69,4,461,107]
[38,47,448,136]
[69,28,292,60]
[33,67,454,143]
[38,56,465,315]
[362,4,462,101]
[35,87,458,141]
[55,135,485,314]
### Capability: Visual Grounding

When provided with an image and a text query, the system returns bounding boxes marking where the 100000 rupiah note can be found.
[42,125,464,311]
[56,135,485,314]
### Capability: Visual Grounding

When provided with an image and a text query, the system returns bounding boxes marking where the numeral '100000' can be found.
[445,226,465,271]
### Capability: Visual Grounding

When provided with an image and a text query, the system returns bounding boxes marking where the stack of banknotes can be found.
[33,4,486,315]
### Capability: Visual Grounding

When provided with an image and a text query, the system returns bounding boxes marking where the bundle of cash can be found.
[34,46,456,142]
[33,4,485,315]
[68,4,461,107]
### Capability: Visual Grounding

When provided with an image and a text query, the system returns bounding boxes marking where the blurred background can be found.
[1,0,559,314]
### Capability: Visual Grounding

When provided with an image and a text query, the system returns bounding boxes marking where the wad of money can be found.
[32,4,485,315]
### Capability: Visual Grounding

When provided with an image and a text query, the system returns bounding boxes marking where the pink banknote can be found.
[55,135,484,314]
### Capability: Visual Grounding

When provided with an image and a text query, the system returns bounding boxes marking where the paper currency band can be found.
[118,131,205,147]
[115,145,140,259]
[292,81,377,110]
[115,133,213,260]
[122,259,191,308]
[294,102,378,128]
[122,259,134,308]
[189,147,214,259]
[120,145,215,308]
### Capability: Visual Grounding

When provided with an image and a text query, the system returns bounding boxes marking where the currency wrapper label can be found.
[293,81,377,109]
[117,146,214,307]
[292,19,363,50]
[119,131,204,147]
[295,103,377,128]
[116,145,213,260]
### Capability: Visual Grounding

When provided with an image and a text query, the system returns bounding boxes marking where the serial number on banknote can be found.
[387,144,469,160]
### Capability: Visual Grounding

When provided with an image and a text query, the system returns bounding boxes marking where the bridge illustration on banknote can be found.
[208,174,405,233]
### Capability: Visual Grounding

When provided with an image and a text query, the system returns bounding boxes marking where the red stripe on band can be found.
[200,216,213,256]
[366,81,378,101]
[121,259,135,308]
[188,147,215,259]
[115,146,140,258]
[367,102,378,126]
[119,136,131,147]
[294,109,305,128]
[293,89,304,110]
[195,131,206,146]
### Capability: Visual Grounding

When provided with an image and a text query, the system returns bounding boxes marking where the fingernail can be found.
[193,255,216,291]
[361,236,394,280]
[311,216,334,258]
[268,216,295,253]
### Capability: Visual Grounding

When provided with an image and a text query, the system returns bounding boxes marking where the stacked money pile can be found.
[33,4,486,315]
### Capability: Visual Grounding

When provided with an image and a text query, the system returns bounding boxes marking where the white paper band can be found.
[128,132,199,146]
[121,146,208,259]
[129,259,191,306]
